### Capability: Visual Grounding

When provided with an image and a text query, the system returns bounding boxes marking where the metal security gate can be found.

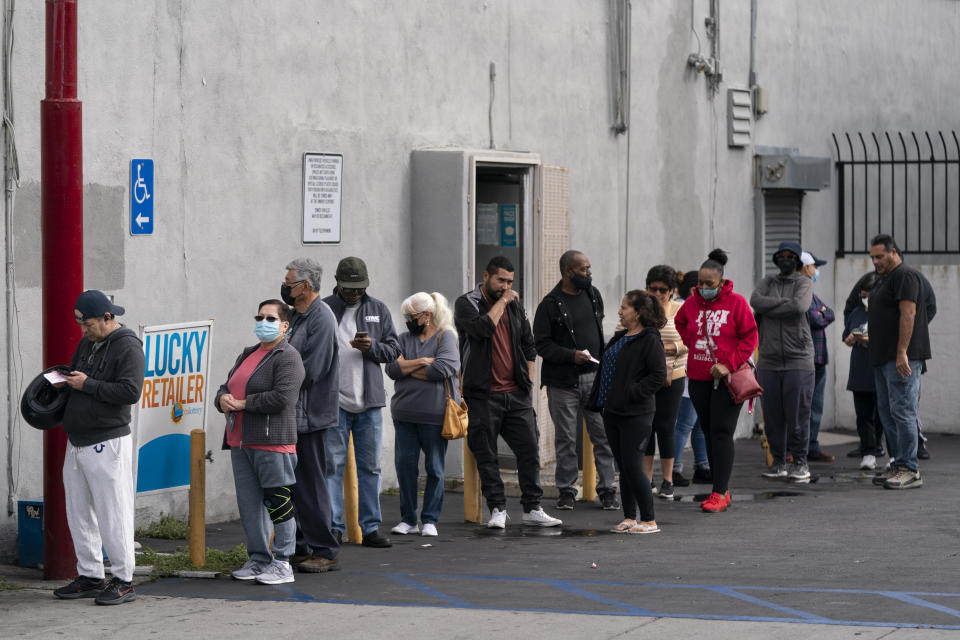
[832,131,960,255]
[762,190,803,276]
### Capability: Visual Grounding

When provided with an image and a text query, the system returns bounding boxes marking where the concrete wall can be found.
[2,1,958,558]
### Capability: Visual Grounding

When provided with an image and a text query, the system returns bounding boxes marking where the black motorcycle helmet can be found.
[21,366,72,430]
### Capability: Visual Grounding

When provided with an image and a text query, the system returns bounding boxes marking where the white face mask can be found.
[861,297,869,309]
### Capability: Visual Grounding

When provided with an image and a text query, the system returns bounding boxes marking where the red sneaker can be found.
[723,491,732,506]
[701,492,728,513]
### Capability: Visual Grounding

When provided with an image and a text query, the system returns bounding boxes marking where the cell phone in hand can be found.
[354,331,368,340]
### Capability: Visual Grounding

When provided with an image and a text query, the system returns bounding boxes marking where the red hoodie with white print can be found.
[674,279,759,382]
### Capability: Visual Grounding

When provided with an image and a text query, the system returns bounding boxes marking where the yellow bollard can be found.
[581,418,597,503]
[462,438,483,523]
[189,429,206,567]
[343,432,363,544]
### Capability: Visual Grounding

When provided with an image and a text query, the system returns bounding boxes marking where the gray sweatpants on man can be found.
[757,369,815,465]
[547,371,617,497]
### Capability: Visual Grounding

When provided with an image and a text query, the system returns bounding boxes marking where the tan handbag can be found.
[434,330,468,439]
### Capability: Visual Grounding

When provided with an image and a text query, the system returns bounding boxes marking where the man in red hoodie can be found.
[675,250,758,513]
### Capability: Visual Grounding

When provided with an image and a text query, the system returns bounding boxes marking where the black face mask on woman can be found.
[405,319,426,335]
[775,256,798,276]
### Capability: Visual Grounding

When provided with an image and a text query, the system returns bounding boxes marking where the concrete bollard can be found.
[189,429,206,567]
[462,438,482,523]
[344,433,362,544]
[581,418,597,502]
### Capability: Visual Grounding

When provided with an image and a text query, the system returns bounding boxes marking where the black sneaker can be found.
[600,492,621,510]
[332,529,343,545]
[94,577,136,605]
[672,472,691,487]
[361,529,392,548]
[54,575,105,599]
[846,447,862,458]
[917,442,930,460]
[658,480,675,499]
[692,466,712,484]
[556,494,575,510]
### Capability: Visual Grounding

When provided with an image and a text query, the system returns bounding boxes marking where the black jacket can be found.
[454,286,537,398]
[216,339,305,450]
[532,282,605,388]
[587,328,666,416]
[62,326,146,447]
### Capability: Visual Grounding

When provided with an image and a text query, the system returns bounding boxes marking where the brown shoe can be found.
[295,556,340,573]
[289,552,312,565]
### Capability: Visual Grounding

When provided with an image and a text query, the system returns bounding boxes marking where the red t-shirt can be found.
[225,347,296,453]
[490,317,519,393]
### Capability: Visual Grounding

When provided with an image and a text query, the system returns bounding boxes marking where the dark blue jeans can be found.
[393,420,448,526]
[808,363,827,454]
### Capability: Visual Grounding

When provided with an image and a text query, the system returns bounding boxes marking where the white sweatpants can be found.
[62,435,135,582]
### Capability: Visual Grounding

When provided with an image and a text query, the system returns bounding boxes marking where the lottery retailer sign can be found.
[134,320,213,493]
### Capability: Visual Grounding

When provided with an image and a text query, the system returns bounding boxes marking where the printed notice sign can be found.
[302,153,343,244]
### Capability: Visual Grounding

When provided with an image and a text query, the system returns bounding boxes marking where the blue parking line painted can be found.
[879,592,960,619]
[383,573,475,608]
[540,579,654,615]
[704,586,830,622]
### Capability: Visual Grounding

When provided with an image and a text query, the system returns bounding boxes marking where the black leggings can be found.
[644,380,684,458]
[603,411,655,522]
[687,379,744,494]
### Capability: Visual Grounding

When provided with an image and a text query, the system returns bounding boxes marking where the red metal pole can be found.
[41,0,82,580]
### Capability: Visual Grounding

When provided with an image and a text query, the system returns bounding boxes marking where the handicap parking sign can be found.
[130,159,154,235]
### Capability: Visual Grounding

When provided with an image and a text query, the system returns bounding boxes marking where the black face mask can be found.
[405,319,425,335]
[775,256,798,276]
[280,284,296,306]
[570,273,592,291]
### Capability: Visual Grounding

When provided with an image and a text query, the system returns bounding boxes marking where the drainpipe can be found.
[41,0,82,579]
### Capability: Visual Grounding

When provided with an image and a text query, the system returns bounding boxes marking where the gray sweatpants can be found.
[757,369,815,465]
[231,447,298,563]
[547,372,617,496]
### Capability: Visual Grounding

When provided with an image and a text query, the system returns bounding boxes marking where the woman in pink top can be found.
[215,299,304,585]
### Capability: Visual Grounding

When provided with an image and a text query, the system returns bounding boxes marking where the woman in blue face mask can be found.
[215,299,305,586]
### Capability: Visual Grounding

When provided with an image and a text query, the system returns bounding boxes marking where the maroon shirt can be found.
[490,317,519,392]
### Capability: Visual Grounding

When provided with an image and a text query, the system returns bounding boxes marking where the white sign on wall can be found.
[302,152,343,244]
[134,320,214,494]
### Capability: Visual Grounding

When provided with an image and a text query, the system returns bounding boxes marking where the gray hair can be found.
[285,257,323,292]
[559,250,583,274]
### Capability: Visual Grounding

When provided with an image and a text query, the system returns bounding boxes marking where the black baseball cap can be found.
[75,290,125,320]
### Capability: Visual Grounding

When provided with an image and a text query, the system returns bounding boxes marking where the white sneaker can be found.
[231,558,267,581]
[859,454,877,470]
[521,507,562,527]
[421,523,438,537]
[391,522,419,535]
[487,508,508,529]
[254,560,294,585]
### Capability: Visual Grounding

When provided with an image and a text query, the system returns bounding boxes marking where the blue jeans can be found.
[672,396,709,473]
[324,408,383,535]
[808,363,827,454]
[874,361,922,472]
[394,420,448,526]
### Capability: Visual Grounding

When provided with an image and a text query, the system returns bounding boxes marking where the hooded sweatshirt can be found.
[674,279,758,382]
[62,326,146,446]
[750,271,814,371]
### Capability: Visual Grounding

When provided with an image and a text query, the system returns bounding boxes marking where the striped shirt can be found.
[661,299,687,380]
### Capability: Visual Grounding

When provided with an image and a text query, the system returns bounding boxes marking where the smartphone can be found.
[354,331,368,340]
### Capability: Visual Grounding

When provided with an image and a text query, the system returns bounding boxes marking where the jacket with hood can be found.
[750,271,815,371]
[286,296,340,432]
[532,282,605,388]
[454,285,537,398]
[323,290,401,410]
[62,326,146,447]
[675,279,758,382]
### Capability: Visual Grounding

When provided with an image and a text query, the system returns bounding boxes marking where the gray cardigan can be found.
[750,273,815,371]
[216,339,305,448]
[285,297,340,432]
[385,330,461,425]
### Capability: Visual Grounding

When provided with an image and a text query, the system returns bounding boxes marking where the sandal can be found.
[627,522,660,534]
[610,519,636,533]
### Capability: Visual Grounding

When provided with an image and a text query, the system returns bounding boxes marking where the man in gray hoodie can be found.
[751,242,815,483]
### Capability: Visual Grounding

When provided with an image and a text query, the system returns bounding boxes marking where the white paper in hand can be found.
[43,370,68,384]
[583,350,600,365]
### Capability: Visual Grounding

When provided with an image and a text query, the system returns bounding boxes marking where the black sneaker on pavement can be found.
[872,469,897,486]
[846,447,862,458]
[600,492,621,510]
[94,577,136,605]
[692,466,712,484]
[556,494,575,510]
[917,442,930,460]
[672,472,691,487]
[361,529,392,548]
[54,575,105,599]
[658,480,675,499]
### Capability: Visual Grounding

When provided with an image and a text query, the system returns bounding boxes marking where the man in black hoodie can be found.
[53,290,145,605]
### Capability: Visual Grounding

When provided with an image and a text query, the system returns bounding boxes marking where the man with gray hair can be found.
[281,258,342,572]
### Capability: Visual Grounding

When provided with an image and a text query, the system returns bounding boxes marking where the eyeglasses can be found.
[284,279,306,288]
[647,286,670,294]
[403,312,424,321]
[254,315,281,323]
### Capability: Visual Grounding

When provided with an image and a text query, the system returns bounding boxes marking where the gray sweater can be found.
[286,297,340,432]
[750,273,815,371]
[385,330,461,425]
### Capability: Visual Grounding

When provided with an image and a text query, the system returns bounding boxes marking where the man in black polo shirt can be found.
[534,250,618,510]
[867,234,931,490]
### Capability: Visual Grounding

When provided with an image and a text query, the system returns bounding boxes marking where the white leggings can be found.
[62,435,135,582]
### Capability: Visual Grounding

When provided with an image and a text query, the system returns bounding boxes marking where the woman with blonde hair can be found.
[385,292,460,537]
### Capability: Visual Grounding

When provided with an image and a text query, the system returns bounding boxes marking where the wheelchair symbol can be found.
[134,163,151,205]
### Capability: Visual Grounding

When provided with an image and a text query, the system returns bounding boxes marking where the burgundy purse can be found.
[702,324,763,412]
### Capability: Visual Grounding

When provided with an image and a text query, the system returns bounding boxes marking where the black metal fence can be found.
[832,131,959,256]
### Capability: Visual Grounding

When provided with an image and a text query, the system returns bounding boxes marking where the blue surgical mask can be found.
[812,269,820,283]
[700,286,719,300]
[254,319,281,342]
